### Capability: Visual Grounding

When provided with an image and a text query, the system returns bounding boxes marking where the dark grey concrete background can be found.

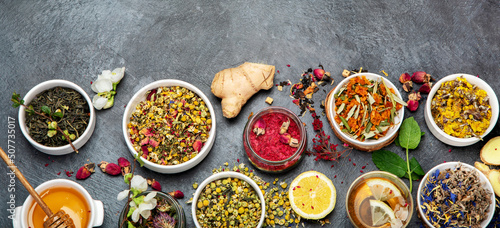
[1,0,499,227]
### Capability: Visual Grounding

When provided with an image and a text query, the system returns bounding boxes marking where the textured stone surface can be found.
[0,0,499,227]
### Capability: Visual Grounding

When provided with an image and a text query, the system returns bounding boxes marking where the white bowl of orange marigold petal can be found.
[122,80,216,173]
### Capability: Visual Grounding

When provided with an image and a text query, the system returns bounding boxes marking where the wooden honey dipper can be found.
[0,147,75,228]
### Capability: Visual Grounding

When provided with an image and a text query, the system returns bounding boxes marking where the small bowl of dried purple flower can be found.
[118,190,186,228]
[417,162,495,228]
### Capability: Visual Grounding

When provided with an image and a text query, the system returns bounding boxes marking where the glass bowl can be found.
[118,191,186,228]
[243,106,306,173]
[346,171,413,228]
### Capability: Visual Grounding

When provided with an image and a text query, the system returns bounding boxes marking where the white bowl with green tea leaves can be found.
[326,73,405,152]
[18,80,96,155]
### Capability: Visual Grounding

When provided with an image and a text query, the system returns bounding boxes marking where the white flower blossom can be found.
[131,175,148,192]
[91,78,113,93]
[92,94,108,110]
[117,189,130,201]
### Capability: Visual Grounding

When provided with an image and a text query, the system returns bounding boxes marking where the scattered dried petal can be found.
[399,73,411,83]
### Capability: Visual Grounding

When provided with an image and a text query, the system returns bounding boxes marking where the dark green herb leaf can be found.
[394,135,400,147]
[53,111,63,118]
[41,106,51,115]
[12,103,20,108]
[399,117,421,150]
[409,157,425,176]
[421,131,425,136]
[372,150,407,177]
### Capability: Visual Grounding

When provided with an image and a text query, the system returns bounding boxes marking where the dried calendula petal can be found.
[430,76,491,138]
[127,86,212,165]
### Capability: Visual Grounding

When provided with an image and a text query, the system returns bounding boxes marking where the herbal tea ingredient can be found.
[420,165,492,228]
[334,75,405,141]
[431,76,491,138]
[127,86,212,165]
[24,87,90,147]
[192,163,305,227]
[91,67,125,110]
[250,113,301,161]
[195,177,262,227]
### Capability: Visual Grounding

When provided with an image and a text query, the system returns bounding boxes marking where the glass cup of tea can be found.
[346,171,413,228]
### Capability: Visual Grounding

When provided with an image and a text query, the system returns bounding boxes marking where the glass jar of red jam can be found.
[243,106,306,173]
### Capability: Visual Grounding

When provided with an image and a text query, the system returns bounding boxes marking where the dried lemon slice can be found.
[288,171,336,219]
[366,178,401,201]
[370,199,396,226]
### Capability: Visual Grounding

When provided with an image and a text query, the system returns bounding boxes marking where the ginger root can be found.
[480,136,500,165]
[211,62,275,118]
[474,161,500,197]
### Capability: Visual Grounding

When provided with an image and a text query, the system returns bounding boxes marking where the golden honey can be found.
[27,187,90,228]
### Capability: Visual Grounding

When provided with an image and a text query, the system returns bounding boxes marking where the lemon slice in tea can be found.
[288,171,336,219]
[370,199,396,226]
[366,178,401,201]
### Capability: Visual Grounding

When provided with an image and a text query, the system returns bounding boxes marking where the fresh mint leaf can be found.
[399,117,421,150]
[372,150,407,177]
[41,106,51,115]
[409,157,425,176]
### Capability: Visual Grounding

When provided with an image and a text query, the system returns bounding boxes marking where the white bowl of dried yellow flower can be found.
[122,79,216,173]
[424,74,499,147]
[192,171,266,228]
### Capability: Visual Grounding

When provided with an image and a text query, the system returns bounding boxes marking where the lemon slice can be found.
[288,171,336,219]
[370,199,396,226]
[366,178,401,201]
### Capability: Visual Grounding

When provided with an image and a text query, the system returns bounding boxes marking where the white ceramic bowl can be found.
[424,74,499,147]
[13,179,104,228]
[191,171,266,228]
[122,79,216,173]
[327,73,404,151]
[18,80,96,155]
[417,162,495,228]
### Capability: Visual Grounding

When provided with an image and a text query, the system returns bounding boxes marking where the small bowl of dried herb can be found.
[192,171,266,228]
[424,74,499,147]
[18,80,96,155]
[325,73,405,152]
[122,79,216,174]
[118,190,186,228]
[417,162,495,228]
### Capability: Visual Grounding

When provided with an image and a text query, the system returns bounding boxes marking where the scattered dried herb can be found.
[306,111,350,162]
[372,117,425,192]
[431,76,491,139]
[289,65,332,116]
[420,164,492,227]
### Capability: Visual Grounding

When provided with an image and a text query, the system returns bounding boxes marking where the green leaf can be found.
[409,157,425,176]
[394,135,400,147]
[12,103,20,108]
[372,150,407,177]
[421,131,425,136]
[41,106,51,115]
[399,117,421,150]
[53,111,63,118]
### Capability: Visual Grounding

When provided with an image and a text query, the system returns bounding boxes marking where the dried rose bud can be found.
[147,178,162,191]
[280,119,290,135]
[193,137,203,152]
[411,71,432,84]
[279,133,292,144]
[407,99,419,112]
[289,138,300,147]
[313,69,325,80]
[408,92,421,101]
[418,82,432,94]
[76,163,95,180]
[253,118,266,136]
[99,161,121,176]
[399,73,411,83]
[169,190,184,199]
[118,157,131,176]
[402,81,413,92]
